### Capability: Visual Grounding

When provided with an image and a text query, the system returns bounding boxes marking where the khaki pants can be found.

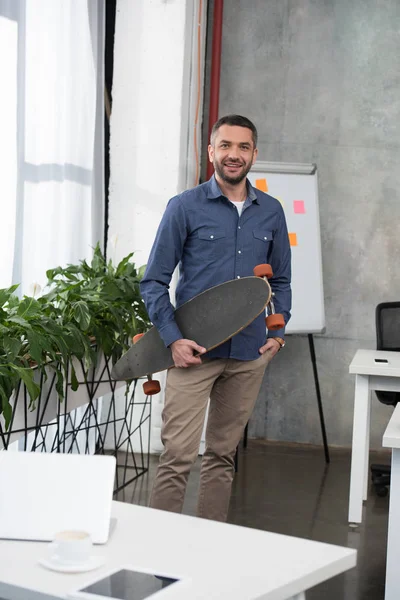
[149,351,272,522]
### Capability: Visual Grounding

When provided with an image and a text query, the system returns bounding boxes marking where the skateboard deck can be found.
[111,276,271,381]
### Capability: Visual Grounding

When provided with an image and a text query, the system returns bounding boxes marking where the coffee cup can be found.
[49,530,92,565]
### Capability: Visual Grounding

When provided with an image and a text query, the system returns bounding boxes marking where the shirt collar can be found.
[206,174,259,204]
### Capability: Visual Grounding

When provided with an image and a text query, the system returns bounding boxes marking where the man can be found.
[140,115,291,522]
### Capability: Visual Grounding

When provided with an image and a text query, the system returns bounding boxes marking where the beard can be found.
[214,158,254,185]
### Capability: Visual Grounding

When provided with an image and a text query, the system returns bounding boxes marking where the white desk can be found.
[0,501,356,600]
[383,403,400,600]
[348,349,400,524]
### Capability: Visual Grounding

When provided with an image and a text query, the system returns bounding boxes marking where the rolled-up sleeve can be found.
[140,197,187,347]
[268,207,292,339]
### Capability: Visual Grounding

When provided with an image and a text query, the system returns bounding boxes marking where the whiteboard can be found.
[248,161,325,334]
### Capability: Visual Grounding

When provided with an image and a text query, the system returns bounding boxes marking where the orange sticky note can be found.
[289,233,298,246]
[293,200,305,214]
[255,178,268,192]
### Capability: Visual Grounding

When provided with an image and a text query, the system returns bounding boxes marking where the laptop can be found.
[0,451,116,544]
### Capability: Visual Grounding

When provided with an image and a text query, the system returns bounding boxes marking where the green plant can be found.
[0,245,150,429]
[0,285,91,429]
[43,243,150,361]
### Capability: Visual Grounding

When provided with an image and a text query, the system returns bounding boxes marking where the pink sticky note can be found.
[294,200,305,214]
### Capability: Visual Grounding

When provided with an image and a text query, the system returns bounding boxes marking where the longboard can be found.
[111,276,271,381]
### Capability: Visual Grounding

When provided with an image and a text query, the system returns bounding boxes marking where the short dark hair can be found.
[210,114,258,148]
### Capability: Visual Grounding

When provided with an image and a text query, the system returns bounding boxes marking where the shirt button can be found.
[238,226,241,229]
[264,236,268,240]
[210,235,214,239]
[238,250,241,254]
[237,276,241,279]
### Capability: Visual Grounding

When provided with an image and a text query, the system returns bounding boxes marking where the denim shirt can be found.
[140,175,292,361]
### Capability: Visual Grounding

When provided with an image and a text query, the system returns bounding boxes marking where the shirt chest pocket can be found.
[252,229,273,262]
[197,228,227,259]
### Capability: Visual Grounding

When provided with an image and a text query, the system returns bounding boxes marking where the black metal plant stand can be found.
[0,353,152,493]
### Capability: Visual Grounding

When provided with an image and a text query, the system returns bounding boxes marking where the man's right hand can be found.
[170,339,206,368]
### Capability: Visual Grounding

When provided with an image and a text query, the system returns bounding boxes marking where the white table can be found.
[348,349,400,524]
[0,501,356,600]
[383,403,400,600]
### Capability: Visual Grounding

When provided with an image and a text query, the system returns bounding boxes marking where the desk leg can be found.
[348,374,370,524]
[363,392,371,501]
[385,448,400,600]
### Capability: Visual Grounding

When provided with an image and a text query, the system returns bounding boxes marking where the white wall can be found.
[109,0,207,268]
[108,0,207,453]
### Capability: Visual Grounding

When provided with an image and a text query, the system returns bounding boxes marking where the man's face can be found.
[208,125,258,185]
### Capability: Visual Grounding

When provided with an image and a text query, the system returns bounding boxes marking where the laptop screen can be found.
[0,452,116,544]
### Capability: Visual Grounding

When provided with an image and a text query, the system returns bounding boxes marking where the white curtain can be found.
[0,0,104,294]
[0,0,105,452]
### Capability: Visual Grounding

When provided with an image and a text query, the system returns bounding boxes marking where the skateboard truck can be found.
[253,264,285,331]
[132,334,161,395]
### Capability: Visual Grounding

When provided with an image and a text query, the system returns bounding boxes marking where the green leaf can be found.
[6,294,20,310]
[8,315,32,329]
[97,330,115,357]
[91,244,105,273]
[48,334,69,364]
[138,265,147,279]
[62,326,85,357]
[18,296,42,319]
[72,301,91,331]
[116,253,134,276]
[102,281,124,300]
[0,387,13,430]
[40,289,57,304]
[26,331,45,364]
[39,319,62,335]
[46,266,63,281]
[3,336,22,361]
[54,368,65,399]
[79,259,92,276]
[70,364,79,392]
[107,259,115,276]
[0,284,19,307]
[67,265,83,274]
[2,400,12,429]
[10,365,40,407]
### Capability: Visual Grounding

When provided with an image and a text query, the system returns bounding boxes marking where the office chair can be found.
[370,301,400,497]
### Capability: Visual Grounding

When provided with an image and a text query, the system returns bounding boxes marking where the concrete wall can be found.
[216,0,400,448]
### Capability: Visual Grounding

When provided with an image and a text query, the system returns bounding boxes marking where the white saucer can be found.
[39,555,105,574]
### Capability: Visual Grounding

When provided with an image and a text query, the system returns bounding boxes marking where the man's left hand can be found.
[259,338,281,358]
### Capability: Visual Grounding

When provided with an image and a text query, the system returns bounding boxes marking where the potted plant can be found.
[0,244,151,429]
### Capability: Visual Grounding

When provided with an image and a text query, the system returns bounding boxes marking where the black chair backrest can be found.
[375,302,400,406]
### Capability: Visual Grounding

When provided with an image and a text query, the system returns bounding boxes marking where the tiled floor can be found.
[115,441,391,599]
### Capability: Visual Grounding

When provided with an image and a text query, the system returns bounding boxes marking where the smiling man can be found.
[211,120,256,186]
[140,114,292,522]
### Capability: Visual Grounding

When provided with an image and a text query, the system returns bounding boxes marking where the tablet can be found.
[68,565,190,600]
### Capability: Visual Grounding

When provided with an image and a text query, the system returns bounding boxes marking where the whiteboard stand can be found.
[308,333,330,463]
[240,161,330,464]
[239,334,329,468]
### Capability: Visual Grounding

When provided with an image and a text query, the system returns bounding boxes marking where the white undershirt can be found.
[229,200,246,217]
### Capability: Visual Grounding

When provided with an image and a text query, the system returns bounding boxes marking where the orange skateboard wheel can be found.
[133,333,145,344]
[253,264,273,279]
[265,314,285,331]
[143,379,161,395]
